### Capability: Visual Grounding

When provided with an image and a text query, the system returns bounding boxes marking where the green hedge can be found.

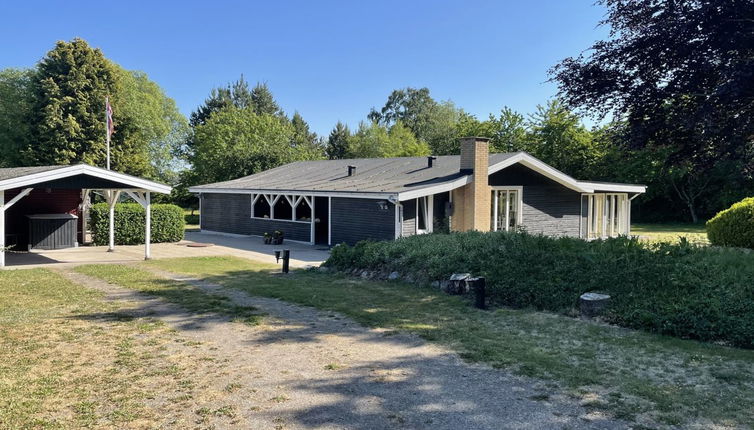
[706,197,754,249]
[325,231,754,348]
[91,203,185,246]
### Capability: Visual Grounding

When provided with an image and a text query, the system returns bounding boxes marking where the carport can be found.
[0,164,171,268]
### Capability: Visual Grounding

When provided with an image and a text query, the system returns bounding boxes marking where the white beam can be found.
[310,195,315,244]
[106,190,121,252]
[145,192,151,260]
[4,188,33,210]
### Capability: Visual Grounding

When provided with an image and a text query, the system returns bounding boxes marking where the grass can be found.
[632,222,709,244]
[75,264,265,326]
[0,268,241,428]
[184,209,199,231]
[147,256,754,429]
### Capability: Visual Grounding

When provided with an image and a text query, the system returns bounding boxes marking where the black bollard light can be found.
[281,249,290,273]
[469,277,486,309]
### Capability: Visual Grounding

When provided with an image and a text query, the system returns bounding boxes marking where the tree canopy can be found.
[551,0,754,221]
[0,38,186,180]
[190,107,318,184]
[347,121,430,158]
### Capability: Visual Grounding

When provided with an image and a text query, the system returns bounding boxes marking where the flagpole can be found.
[106,96,111,170]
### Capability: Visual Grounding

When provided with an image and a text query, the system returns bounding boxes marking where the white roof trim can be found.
[189,187,397,201]
[397,175,471,201]
[578,182,647,194]
[488,153,591,193]
[0,164,171,193]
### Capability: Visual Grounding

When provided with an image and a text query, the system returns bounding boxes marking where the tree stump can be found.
[580,292,611,319]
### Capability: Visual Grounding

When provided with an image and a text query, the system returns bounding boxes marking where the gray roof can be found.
[191,153,518,195]
[0,165,68,181]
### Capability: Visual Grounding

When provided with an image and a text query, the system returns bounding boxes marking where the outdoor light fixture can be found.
[376,200,389,210]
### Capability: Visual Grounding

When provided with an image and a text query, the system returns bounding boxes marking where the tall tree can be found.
[25,38,126,170]
[551,0,754,221]
[189,75,254,128]
[290,111,320,152]
[486,107,528,153]
[368,87,464,155]
[191,107,315,184]
[347,121,430,158]
[524,100,603,179]
[325,121,351,159]
[250,82,283,116]
[0,68,33,167]
[114,66,188,181]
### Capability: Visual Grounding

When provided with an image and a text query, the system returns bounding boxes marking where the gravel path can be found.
[57,266,627,430]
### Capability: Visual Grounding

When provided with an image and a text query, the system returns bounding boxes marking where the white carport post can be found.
[106,190,121,252]
[0,187,33,268]
[145,191,151,260]
[1,190,4,268]
[125,190,151,260]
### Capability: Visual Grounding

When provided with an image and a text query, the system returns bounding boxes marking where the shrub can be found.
[325,231,754,348]
[91,203,185,246]
[706,197,754,249]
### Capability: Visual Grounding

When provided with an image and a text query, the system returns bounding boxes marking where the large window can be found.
[490,188,522,231]
[251,193,313,223]
[585,193,629,239]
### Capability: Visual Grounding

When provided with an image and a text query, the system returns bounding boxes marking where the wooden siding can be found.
[489,164,581,237]
[401,199,416,237]
[330,197,395,245]
[3,188,81,250]
[200,193,311,242]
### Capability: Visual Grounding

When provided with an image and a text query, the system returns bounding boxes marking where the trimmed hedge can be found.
[91,203,184,246]
[325,231,754,348]
[706,197,754,249]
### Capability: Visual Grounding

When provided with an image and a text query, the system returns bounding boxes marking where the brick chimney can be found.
[452,137,491,232]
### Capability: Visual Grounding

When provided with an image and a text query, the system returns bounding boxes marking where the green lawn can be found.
[184,209,199,231]
[0,269,227,428]
[632,222,709,244]
[146,256,754,429]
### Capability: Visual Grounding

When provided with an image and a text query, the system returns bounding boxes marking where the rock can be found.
[580,292,611,318]
[388,271,400,280]
[360,270,372,279]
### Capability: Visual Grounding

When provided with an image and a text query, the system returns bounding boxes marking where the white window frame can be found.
[490,186,523,232]
[584,193,629,239]
[415,195,433,234]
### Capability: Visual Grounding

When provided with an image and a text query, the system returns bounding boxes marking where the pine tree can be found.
[326,121,350,159]
[25,38,120,168]
[250,83,283,116]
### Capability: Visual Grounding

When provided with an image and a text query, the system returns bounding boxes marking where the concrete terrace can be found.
[3,231,331,269]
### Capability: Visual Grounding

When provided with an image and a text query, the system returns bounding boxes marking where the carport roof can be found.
[0,164,171,193]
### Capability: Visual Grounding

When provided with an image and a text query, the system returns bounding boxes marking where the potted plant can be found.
[272,230,284,245]
[263,232,272,244]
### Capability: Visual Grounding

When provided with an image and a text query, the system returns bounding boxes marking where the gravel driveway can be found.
[58,267,626,430]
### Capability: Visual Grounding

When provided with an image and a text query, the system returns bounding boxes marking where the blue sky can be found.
[0,0,608,136]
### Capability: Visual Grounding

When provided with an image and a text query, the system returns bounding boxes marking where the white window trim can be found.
[583,193,629,239]
[415,195,433,234]
[490,186,523,231]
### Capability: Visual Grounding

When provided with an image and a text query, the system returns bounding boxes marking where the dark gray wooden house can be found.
[190,137,646,246]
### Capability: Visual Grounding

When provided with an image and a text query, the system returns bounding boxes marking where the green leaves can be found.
[706,197,754,249]
[326,231,754,348]
[346,121,430,158]
[90,203,184,246]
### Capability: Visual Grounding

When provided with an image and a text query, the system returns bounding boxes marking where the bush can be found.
[326,231,754,348]
[706,197,754,249]
[91,203,185,246]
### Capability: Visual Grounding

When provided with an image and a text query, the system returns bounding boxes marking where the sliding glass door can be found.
[490,188,522,232]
